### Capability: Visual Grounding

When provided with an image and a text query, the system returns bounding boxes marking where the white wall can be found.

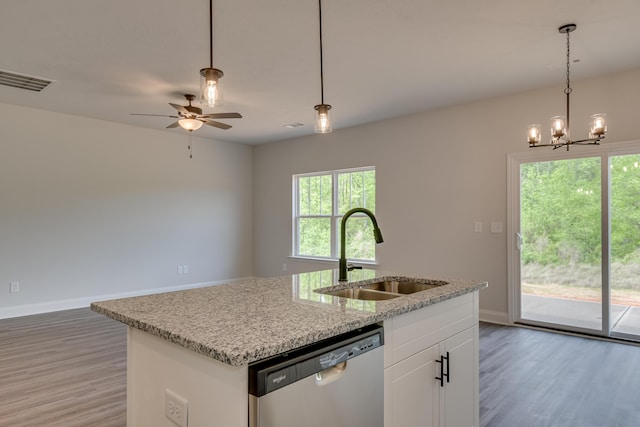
[0,103,253,318]
[252,68,640,321]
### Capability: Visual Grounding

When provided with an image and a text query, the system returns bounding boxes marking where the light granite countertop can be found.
[91,269,487,366]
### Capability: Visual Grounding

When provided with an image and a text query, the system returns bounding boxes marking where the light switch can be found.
[491,222,503,233]
[474,222,483,233]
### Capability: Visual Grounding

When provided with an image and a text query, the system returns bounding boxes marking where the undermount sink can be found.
[319,279,448,301]
[324,288,401,301]
[362,280,446,294]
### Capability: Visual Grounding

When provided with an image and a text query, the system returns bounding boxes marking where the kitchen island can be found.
[92,269,487,426]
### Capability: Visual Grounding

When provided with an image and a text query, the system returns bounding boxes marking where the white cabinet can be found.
[384,292,479,427]
[385,341,441,427]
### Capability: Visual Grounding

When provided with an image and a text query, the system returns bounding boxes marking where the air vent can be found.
[0,69,55,92]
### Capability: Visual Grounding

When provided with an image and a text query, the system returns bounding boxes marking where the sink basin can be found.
[324,288,401,301]
[362,280,446,294]
[317,279,447,301]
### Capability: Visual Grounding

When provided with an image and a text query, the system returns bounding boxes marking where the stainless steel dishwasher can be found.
[248,324,383,427]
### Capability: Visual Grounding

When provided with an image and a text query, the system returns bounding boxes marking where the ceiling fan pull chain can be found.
[188,132,193,159]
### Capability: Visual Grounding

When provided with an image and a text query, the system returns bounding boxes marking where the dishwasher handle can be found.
[315,361,347,386]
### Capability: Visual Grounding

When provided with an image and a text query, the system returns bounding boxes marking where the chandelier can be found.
[528,24,607,151]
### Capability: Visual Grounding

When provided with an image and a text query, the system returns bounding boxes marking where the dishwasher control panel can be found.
[249,324,383,396]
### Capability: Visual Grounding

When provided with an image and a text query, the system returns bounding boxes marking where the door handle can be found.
[516,232,523,250]
[315,361,347,386]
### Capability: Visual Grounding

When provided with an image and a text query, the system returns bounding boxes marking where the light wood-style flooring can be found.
[2,309,640,426]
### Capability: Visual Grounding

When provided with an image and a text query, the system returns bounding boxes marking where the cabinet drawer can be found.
[384,292,476,367]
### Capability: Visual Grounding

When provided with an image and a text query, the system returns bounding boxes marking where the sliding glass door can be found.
[519,157,603,332]
[610,154,640,339]
[510,144,640,341]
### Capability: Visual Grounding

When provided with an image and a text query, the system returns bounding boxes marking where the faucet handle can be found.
[347,263,363,271]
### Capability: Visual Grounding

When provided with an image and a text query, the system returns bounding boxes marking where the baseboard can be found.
[479,309,510,325]
[0,276,256,320]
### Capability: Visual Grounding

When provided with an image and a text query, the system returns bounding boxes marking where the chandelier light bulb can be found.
[551,116,567,139]
[590,114,607,137]
[527,124,541,145]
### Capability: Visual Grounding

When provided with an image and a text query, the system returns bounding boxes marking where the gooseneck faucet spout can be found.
[339,208,384,282]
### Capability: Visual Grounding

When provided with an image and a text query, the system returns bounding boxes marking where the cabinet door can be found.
[384,343,440,427]
[441,327,477,427]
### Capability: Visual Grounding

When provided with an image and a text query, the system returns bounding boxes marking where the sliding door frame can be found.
[507,139,640,339]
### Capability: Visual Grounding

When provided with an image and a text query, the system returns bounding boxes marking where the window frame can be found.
[292,166,377,262]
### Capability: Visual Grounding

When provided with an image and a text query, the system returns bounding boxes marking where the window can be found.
[293,167,376,262]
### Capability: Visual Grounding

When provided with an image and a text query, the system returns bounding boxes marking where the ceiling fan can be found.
[131,94,242,132]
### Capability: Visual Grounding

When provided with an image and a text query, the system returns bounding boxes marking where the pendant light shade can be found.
[314,0,332,134]
[314,104,332,133]
[200,67,223,108]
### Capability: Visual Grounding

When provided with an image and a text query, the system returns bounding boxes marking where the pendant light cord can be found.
[318,0,325,104]
[209,0,213,68]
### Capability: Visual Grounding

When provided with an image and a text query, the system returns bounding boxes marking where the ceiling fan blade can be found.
[198,112,243,119]
[131,113,179,118]
[166,122,180,129]
[203,119,232,130]
[169,103,190,116]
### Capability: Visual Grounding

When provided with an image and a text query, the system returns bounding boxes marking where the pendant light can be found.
[528,24,607,150]
[200,0,224,108]
[314,0,332,133]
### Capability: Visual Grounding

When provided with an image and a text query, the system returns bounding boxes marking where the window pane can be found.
[298,175,332,215]
[298,218,331,257]
[337,216,376,260]
[337,170,376,214]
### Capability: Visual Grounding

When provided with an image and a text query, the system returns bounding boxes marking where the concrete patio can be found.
[521,294,640,337]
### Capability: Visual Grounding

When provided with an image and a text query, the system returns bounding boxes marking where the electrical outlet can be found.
[165,389,188,427]
[282,263,287,272]
[10,281,20,293]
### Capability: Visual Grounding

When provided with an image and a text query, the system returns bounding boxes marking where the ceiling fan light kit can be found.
[314,0,332,134]
[178,118,204,132]
[527,23,607,150]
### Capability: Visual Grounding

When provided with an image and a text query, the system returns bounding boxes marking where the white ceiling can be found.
[2,0,640,145]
